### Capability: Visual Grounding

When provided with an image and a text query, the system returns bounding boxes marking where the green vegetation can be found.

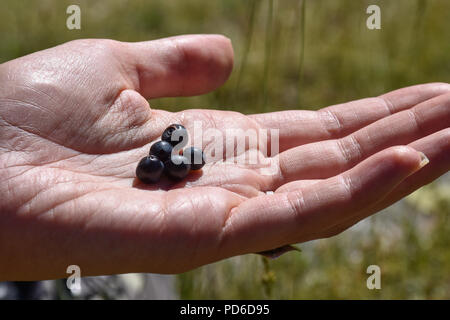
[1,0,449,299]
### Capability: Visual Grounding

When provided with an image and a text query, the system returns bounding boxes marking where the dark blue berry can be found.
[149,140,173,162]
[136,155,164,183]
[162,124,188,148]
[183,147,206,170]
[164,155,191,180]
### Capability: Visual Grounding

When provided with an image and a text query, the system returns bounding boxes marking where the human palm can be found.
[0,35,448,280]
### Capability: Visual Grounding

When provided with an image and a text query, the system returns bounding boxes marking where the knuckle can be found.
[286,190,307,219]
[339,174,357,203]
[337,134,364,168]
[439,128,450,149]
[319,109,343,138]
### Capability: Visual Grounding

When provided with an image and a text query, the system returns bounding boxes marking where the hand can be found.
[0,35,448,280]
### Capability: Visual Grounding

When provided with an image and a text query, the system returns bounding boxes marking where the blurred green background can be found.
[1,0,449,299]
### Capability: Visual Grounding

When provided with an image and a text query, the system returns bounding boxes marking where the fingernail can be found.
[419,152,429,168]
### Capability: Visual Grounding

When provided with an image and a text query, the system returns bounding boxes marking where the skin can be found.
[0,34,448,281]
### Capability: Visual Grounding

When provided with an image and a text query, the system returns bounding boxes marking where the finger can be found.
[249,83,450,152]
[322,128,450,237]
[270,92,450,187]
[219,146,426,256]
[276,128,449,194]
[275,179,321,193]
[124,34,234,99]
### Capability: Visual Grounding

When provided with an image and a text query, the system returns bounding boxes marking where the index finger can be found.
[249,83,450,153]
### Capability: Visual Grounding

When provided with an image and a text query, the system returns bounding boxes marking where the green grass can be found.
[1,0,449,299]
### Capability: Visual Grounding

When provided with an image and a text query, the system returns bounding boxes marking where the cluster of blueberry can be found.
[136,124,206,183]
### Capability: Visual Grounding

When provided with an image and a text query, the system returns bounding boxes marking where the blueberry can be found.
[149,140,173,162]
[136,155,164,183]
[162,124,188,148]
[183,147,206,170]
[164,155,191,180]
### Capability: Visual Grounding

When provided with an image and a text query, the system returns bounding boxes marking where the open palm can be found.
[0,35,448,280]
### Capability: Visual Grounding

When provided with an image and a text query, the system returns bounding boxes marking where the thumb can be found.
[122,34,234,99]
